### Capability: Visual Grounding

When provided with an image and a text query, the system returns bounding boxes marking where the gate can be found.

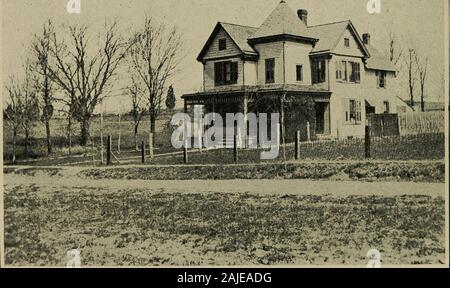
[367,113,400,137]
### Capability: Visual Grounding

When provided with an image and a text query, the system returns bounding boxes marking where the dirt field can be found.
[3,167,446,267]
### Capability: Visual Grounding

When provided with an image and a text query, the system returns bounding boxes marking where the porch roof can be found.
[182,84,331,100]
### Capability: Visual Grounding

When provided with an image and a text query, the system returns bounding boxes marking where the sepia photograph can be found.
[0,0,448,270]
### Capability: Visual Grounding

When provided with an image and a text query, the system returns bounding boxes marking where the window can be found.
[265,58,275,83]
[312,58,326,84]
[344,38,350,47]
[350,62,360,83]
[296,65,303,82]
[218,38,226,51]
[383,101,390,113]
[335,61,342,80]
[342,61,348,81]
[214,61,238,86]
[336,61,360,83]
[377,71,386,88]
[345,99,362,124]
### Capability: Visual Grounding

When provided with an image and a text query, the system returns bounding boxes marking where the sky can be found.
[1,0,447,112]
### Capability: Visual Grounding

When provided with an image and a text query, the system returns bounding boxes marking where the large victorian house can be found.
[182,1,411,140]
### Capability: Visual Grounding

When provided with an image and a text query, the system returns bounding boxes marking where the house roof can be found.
[182,84,330,99]
[220,23,258,55]
[196,22,258,61]
[307,21,350,53]
[197,1,396,70]
[308,20,370,57]
[248,0,316,41]
[365,44,398,72]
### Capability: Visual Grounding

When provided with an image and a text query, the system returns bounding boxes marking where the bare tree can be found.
[32,20,56,154]
[4,77,23,163]
[387,29,404,66]
[128,16,183,143]
[21,64,41,156]
[48,21,131,146]
[5,64,40,158]
[128,74,148,150]
[405,49,417,108]
[414,52,428,112]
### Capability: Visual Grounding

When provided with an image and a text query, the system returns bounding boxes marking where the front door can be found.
[315,102,330,135]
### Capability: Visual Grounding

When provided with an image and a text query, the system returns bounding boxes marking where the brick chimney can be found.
[363,33,371,45]
[297,9,308,26]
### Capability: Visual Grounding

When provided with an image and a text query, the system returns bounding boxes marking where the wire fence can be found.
[3,111,446,165]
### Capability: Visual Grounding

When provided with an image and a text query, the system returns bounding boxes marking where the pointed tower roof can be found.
[248,0,316,42]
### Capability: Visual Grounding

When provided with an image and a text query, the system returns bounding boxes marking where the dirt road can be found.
[3,166,445,197]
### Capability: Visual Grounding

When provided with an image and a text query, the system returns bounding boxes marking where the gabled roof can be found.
[365,44,398,72]
[308,20,370,57]
[196,22,258,61]
[197,1,397,71]
[248,0,316,42]
[220,23,258,55]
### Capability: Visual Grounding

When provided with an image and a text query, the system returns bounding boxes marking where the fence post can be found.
[106,135,111,165]
[183,138,189,164]
[141,141,145,164]
[295,130,300,160]
[148,133,154,159]
[306,122,311,142]
[365,125,371,158]
[234,134,238,163]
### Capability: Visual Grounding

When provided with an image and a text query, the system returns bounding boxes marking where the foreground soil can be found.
[3,169,446,267]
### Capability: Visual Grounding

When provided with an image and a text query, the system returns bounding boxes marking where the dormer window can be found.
[218,38,227,51]
[344,38,350,47]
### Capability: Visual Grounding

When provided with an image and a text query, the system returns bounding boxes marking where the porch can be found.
[181,85,332,145]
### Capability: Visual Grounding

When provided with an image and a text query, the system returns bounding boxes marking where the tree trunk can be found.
[24,128,30,157]
[80,117,91,146]
[134,125,139,151]
[150,113,156,144]
[12,128,17,164]
[421,90,425,112]
[68,116,72,155]
[45,119,52,154]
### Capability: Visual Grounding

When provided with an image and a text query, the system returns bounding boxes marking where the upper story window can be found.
[265,58,275,84]
[336,61,360,83]
[218,38,227,51]
[383,101,390,113]
[350,62,360,83]
[312,58,326,84]
[344,38,350,47]
[376,71,386,88]
[214,61,238,86]
[296,65,303,82]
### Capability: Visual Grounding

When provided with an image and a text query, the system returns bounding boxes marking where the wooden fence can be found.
[398,111,445,135]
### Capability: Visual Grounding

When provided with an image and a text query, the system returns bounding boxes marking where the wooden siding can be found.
[203,57,244,91]
[284,41,313,85]
[333,29,365,57]
[203,28,241,60]
[254,41,284,85]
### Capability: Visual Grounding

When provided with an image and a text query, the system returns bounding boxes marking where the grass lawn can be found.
[4,184,446,266]
[79,161,445,182]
